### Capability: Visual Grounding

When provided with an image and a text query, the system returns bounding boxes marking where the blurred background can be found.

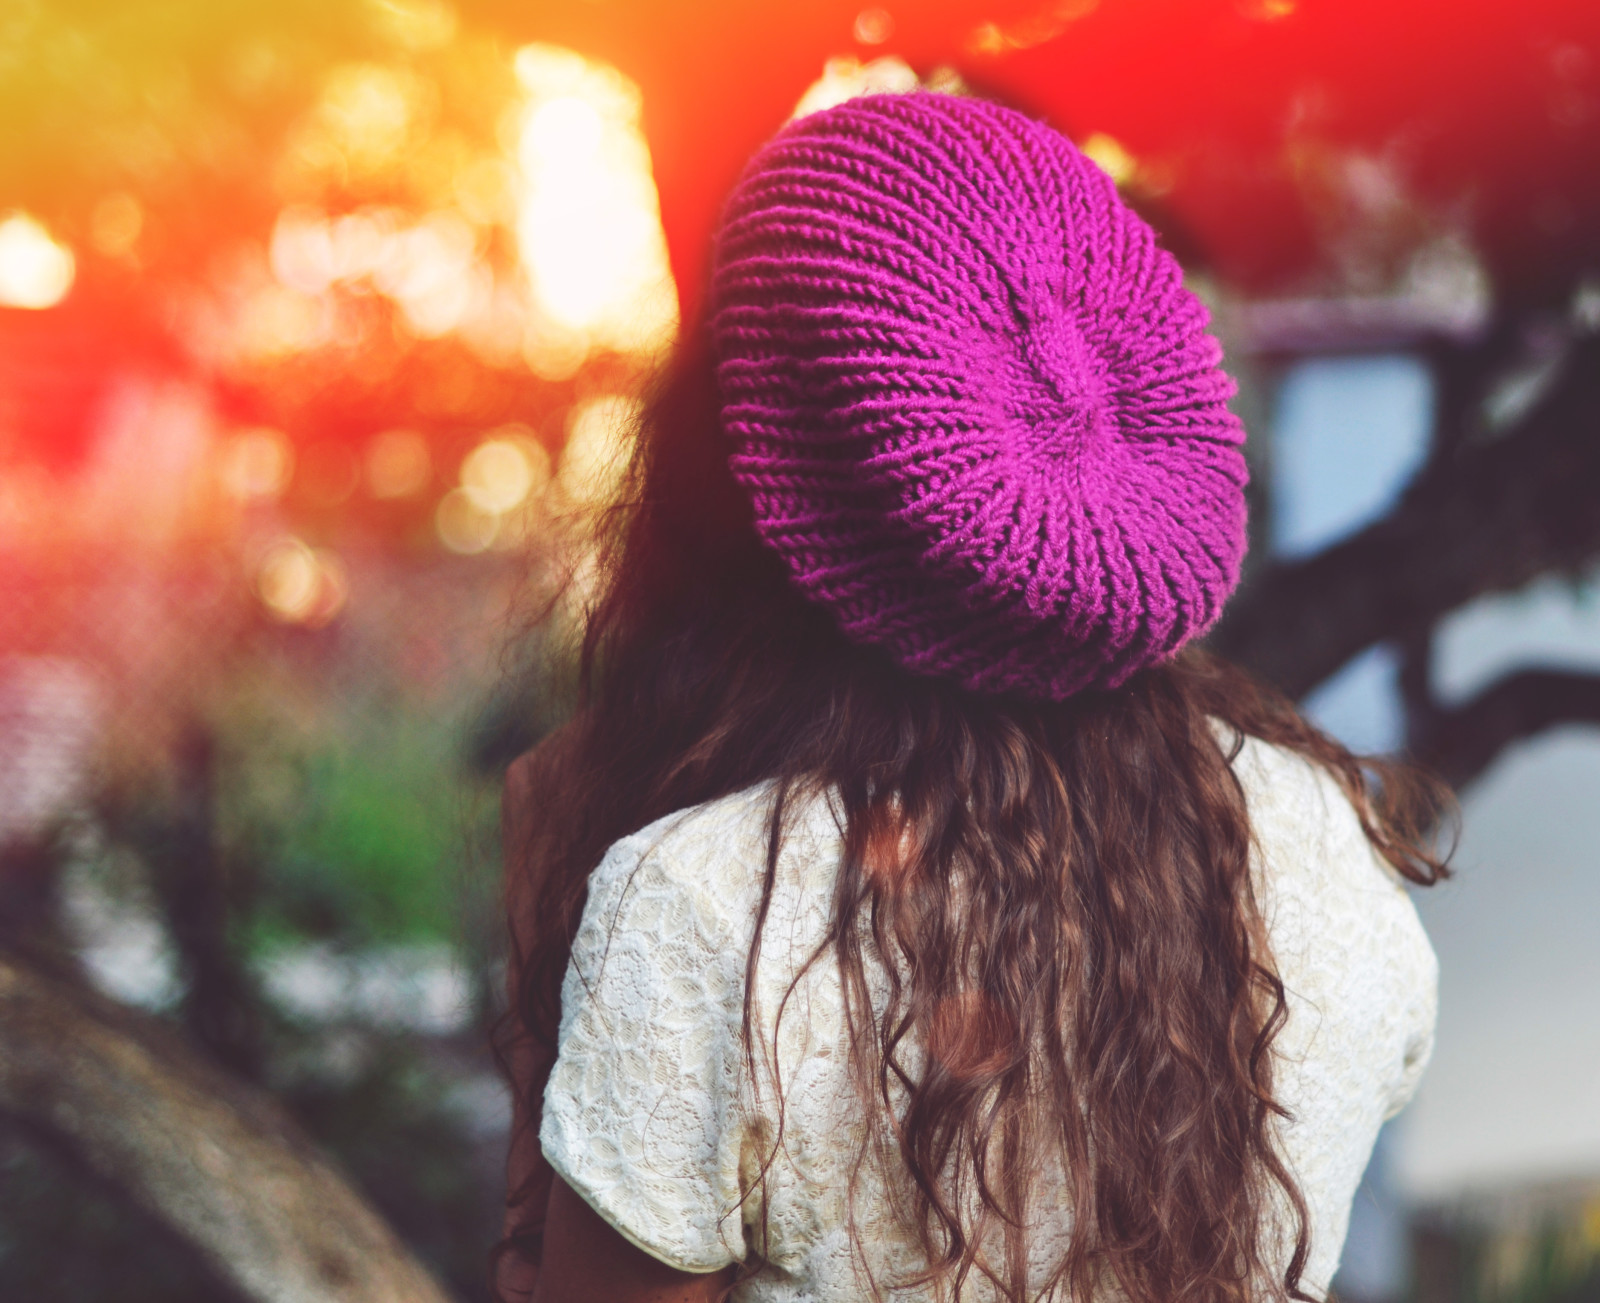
[2,1,1598,1300]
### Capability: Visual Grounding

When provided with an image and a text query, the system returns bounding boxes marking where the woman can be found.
[496,91,1447,1303]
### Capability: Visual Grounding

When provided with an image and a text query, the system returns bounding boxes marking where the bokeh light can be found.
[512,44,679,372]
[792,56,922,119]
[377,211,487,338]
[557,394,639,506]
[312,62,427,178]
[0,213,76,309]
[256,537,349,625]
[460,428,550,515]
[219,428,295,501]
[1080,133,1137,187]
[235,282,338,360]
[854,8,895,45]
[434,486,499,554]
[268,205,491,339]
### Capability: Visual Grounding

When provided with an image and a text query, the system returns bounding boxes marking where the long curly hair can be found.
[495,336,1450,1303]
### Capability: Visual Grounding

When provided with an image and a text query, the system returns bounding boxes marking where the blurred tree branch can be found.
[117,721,264,1080]
[1409,668,1600,791]
[1214,327,1600,706]
[0,951,453,1303]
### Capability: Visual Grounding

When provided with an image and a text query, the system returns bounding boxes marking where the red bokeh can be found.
[472,0,1599,315]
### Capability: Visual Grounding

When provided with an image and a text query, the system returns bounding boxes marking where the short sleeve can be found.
[540,830,754,1272]
[1229,734,1442,1294]
[1383,914,1439,1120]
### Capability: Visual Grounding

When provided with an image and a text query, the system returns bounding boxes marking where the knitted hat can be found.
[709,92,1248,700]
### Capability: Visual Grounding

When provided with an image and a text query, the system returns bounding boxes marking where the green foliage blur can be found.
[0,0,594,1290]
[223,697,486,951]
[0,595,523,1299]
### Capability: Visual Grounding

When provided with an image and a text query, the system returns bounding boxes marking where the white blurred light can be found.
[317,63,419,170]
[257,538,348,625]
[220,427,295,500]
[1402,235,1491,337]
[1574,277,1600,333]
[461,429,549,515]
[435,487,499,553]
[329,207,401,281]
[375,212,483,337]
[522,319,589,381]
[62,858,182,1013]
[792,55,919,119]
[525,96,606,170]
[268,204,495,341]
[258,941,472,1033]
[559,394,639,505]
[0,213,76,309]
[270,207,338,294]
[0,658,100,845]
[512,45,678,359]
[258,539,320,620]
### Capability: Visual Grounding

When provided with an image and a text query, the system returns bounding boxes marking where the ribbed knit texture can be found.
[710,92,1249,699]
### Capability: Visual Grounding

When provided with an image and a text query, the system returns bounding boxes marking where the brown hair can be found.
[496,337,1451,1302]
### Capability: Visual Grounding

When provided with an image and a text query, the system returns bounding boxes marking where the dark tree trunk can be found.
[1214,324,1600,786]
[0,950,454,1303]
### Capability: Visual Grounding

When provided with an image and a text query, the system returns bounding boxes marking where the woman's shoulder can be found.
[582,780,839,938]
[1221,727,1415,896]
[1223,728,1438,1097]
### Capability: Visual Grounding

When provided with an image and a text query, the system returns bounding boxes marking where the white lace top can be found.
[540,734,1438,1299]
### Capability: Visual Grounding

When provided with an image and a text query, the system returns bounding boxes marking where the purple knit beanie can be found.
[709,92,1248,700]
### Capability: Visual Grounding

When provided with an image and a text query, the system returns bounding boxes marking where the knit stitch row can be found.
[710,92,1248,700]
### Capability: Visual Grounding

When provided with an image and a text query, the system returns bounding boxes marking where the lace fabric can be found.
[539,734,1438,1299]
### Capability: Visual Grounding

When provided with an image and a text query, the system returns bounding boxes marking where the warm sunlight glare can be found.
[1080,133,1138,187]
[0,213,76,309]
[557,394,639,506]
[792,56,922,119]
[512,44,678,376]
[269,205,487,338]
[257,537,348,625]
[434,487,499,554]
[460,428,549,515]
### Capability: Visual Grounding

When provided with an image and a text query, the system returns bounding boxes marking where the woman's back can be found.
[500,91,1450,1303]
[538,732,1436,1300]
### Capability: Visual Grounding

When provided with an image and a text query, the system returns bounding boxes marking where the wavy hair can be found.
[495,336,1451,1303]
